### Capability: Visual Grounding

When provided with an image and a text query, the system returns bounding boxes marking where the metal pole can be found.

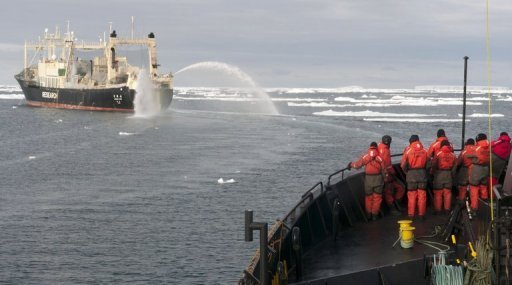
[461,56,469,150]
[244,210,253,242]
[244,210,269,285]
[259,223,268,285]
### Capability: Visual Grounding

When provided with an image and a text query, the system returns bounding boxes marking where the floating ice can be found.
[288,102,342,108]
[363,118,467,123]
[218,178,236,184]
[119,132,136,136]
[28,156,36,160]
[313,110,444,117]
[0,94,24,100]
[457,113,504,118]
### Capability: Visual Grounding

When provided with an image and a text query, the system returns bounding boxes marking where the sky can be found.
[1,0,511,88]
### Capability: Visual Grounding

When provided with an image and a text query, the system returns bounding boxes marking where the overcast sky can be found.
[1,0,511,88]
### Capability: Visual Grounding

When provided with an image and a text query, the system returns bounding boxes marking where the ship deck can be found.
[298,210,473,283]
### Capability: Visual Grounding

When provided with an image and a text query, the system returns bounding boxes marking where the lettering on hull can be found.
[42,91,58,99]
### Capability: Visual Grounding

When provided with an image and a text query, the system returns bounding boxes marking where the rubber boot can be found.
[433,190,443,213]
[469,185,479,210]
[417,189,427,218]
[442,188,452,212]
[407,191,417,217]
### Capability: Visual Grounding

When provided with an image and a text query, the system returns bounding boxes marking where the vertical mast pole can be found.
[461,56,469,150]
[131,16,134,40]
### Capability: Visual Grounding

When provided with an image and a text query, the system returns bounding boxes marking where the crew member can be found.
[456,139,476,201]
[431,140,457,214]
[401,135,429,220]
[378,135,405,215]
[467,133,490,211]
[427,129,452,158]
[490,132,511,187]
[348,142,386,221]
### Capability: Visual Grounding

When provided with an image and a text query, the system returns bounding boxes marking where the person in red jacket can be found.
[378,135,405,215]
[348,141,386,221]
[428,129,452,158]
[456,138,476,201]
[467,133,490,211]
[401,135,429,221]
[431,140,457,214]
[490,132,511,187]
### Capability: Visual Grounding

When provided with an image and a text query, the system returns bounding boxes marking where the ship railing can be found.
[283,181,324,222]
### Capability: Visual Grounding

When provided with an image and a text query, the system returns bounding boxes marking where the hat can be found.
[466,138,475,145]
[476,133,487,142]
[370,141,378,148]
[437,129,446,138]
[409,135,419,143]
[440,140,450,147]
[382,135,392,145]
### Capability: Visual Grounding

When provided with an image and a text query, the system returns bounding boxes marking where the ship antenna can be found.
[461,56,468,150]
[66,20,70,41]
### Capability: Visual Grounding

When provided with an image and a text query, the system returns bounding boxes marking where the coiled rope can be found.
[463,238,494,285]
[431,253,464,285]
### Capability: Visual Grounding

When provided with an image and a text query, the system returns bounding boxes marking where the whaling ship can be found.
[15,24,173,112]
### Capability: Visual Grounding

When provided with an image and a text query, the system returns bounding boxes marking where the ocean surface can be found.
[0,85,510,284]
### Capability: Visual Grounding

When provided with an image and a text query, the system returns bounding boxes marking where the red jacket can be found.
[457,144,477,168]
[351,146,385,175]
[491,134,511,160]
[432,145,457,170]
[428,136,452,158]
[378,142,395,175]
[471,140,490,165]
[401,141,428,171]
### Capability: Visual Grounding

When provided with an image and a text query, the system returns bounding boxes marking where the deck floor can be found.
[300,212,454,281]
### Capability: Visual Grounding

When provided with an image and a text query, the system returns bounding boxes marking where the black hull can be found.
[15,77,173,112]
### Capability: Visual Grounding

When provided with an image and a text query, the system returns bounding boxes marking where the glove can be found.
[346,162,352,170]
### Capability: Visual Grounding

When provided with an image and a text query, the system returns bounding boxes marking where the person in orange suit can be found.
[378,135,405,215]
[467,133,490,211]
[348,141,386,221]
[401,135,429,221]
[455,138,476,201]
[431,140,457,214]
[428,129,452,158]
[490,132,511,187]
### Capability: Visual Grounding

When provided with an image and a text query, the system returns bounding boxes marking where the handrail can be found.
[301,181,323,199]
[327,167,349,187]
[283,182,324,222]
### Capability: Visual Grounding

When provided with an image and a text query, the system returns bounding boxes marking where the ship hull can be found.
[15,77,173,112]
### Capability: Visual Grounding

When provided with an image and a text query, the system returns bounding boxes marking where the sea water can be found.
[0,85,510,284]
